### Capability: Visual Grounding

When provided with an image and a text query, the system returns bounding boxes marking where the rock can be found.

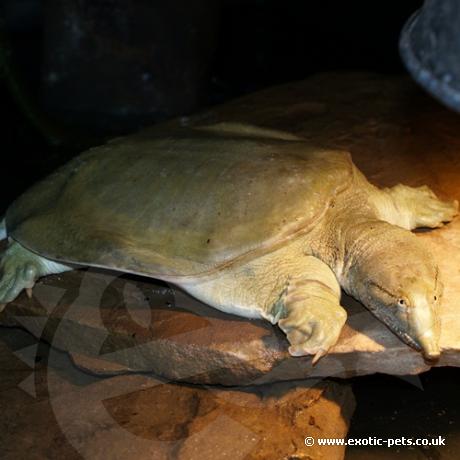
[0,328,98,459]
[0,328,354,459]
[0,328,355,460]
[2,72,460,384]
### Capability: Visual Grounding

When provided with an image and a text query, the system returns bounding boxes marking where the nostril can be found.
[419,332,441,362]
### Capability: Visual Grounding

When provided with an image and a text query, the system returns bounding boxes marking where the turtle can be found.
[0,123,457,363]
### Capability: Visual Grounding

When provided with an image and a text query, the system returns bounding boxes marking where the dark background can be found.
[0,0,422,207]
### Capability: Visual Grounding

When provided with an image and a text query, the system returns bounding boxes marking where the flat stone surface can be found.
[0,329,355,460]
[2,72,460,384]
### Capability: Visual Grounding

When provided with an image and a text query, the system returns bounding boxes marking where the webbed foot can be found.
[410,185,458,228]
[278,295,347,364]
[385,184,458,229]
[0,241,70,310]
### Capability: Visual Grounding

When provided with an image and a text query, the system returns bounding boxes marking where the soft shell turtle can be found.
[0,123,457,362]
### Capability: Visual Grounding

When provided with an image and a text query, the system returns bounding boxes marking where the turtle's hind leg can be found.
[373,184,458,230]
[0,240,71,310]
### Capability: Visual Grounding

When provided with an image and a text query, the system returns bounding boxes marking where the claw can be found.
[26,287,33,299]
[311,348,329,365]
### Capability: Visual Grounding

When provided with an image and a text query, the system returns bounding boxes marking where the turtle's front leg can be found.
[375,184,458,230]
[276,264,347,363]
[0,240,71,309]
[183,252,347,364]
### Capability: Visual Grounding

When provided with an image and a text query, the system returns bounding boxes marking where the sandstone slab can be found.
[0,329,355,460]
[2,73,460,384]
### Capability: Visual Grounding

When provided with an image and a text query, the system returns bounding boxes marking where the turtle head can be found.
[365,268,441,360]
[345,230,441,360]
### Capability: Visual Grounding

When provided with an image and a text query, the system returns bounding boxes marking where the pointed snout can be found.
[415,326,440,360]
[408,296,441,361]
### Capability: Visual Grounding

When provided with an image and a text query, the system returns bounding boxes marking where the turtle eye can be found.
[398,299,406,306]
[434,295,437,301]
